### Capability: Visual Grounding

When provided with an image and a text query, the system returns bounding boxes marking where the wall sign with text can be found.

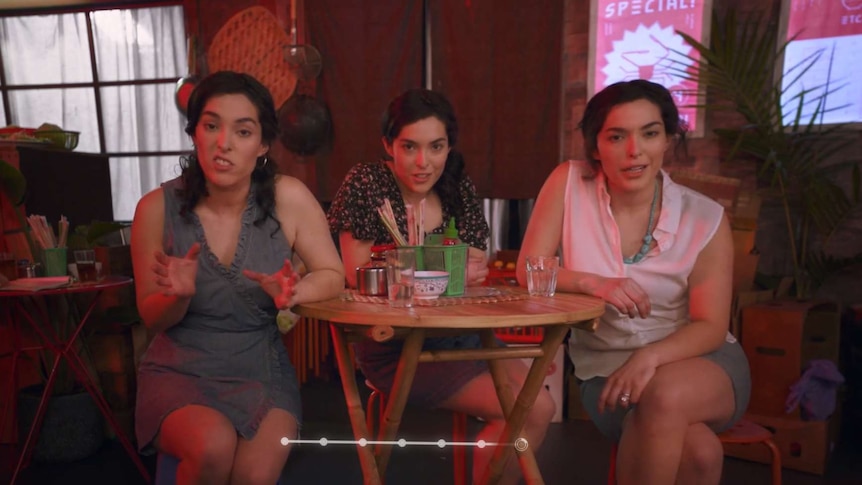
[588,0,712,135]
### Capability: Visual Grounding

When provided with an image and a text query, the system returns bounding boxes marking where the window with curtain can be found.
[0,4,189,221]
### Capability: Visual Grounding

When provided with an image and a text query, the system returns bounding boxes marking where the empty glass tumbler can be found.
[526,256,559,297]
[385,248,416,308]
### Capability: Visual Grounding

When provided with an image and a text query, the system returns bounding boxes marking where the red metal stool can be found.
[717,419,781,485]
[607,419,781,485]
[365,380,468,485]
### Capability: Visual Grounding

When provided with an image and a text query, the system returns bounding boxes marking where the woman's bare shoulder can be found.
[135,186,166,218]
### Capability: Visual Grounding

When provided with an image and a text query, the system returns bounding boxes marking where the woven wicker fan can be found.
[207,6,298,108]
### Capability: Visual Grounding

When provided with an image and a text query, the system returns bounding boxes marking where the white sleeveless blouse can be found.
[561,161,732,380]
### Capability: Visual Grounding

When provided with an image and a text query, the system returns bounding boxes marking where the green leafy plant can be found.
[68,220,130,250]
[0,159,38,258]
[674,9,862,298]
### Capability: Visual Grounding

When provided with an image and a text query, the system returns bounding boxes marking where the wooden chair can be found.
[365,380,468,485]
[607,418,781,485]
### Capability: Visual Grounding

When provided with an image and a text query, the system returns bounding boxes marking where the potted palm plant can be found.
[1,158,105,463]
[675,9,862,299]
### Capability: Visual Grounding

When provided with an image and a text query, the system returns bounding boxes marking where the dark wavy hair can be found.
[178,71,279,227]
[579,79,688,173]
[381,88,466,222]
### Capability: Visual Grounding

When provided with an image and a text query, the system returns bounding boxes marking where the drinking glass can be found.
[385,248,416,308]
[526,256,559,297]
[74,249,98,282]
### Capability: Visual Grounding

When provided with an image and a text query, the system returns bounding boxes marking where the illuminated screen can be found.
[780,0,862,125]
[589,0,712,135]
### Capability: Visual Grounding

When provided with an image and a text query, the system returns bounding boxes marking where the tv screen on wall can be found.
[779,0,862,126]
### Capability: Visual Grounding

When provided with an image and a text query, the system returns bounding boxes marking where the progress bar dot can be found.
[359,438,368,447]
[319,438,328,446]
[514,438,529,452]
[280,437,289,446]
[437,439,446,448]
[477,440,486,449]
[398,439,407,448]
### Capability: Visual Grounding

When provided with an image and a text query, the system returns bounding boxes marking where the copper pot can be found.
[356,266,387,296]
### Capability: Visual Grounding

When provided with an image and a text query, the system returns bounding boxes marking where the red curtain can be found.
[429,0,563,199]
[306,1,563,201]
[306,0,425,200]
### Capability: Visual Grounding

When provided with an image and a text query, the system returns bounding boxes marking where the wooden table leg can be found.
[376,328,426,478]
[329,323,382,485]
[479,325,570,485]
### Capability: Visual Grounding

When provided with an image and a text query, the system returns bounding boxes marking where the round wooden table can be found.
[295,288,605,485]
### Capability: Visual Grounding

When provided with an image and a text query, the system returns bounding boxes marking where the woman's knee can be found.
[161,418,237,475]
[528,388,556,427]
[637,382,686,419]
[234,465,282,485]
[189,428,237,473]
[681,426,724,475]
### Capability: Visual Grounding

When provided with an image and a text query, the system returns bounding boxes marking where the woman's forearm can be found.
[554,269,608,297]
[639,319,728,367]
[291,268,344,306]
[138,293,193,333]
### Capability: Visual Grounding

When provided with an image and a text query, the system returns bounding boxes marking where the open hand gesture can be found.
[243,259,301,310]
[153,243,201,297]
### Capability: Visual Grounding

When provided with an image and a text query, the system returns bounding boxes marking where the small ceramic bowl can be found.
[414,270,449,299]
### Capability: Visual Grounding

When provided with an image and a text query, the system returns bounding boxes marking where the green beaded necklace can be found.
[623,178,660,265]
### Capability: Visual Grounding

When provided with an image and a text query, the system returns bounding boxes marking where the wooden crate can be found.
[742,300,841,418]
[723,412,841,475]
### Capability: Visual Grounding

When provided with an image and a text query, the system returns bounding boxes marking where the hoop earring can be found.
[259,156,269,168]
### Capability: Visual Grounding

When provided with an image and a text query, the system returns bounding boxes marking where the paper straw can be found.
[58,215,69,248]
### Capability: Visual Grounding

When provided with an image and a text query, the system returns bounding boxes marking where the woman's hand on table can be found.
[152,243,200,297]
[585,275,651,319]
[243,259,301,310]
[598,349,659,413]
[466,247,489,286]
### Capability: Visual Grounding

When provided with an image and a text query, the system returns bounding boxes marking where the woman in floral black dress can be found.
[328,88,555,485]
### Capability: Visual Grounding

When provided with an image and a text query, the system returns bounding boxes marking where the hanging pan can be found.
[283,0,322,81]
[278,93,333,156]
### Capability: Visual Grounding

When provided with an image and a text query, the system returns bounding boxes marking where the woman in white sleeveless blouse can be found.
[518,80,750,485]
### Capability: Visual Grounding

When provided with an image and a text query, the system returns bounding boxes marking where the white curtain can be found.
[1,6,189,221]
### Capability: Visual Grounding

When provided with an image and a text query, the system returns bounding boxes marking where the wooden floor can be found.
[3,375,861,485]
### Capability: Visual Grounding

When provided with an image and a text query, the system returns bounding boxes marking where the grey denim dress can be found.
[135,177,302,453]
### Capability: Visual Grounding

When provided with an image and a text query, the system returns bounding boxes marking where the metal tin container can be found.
[356,265,388,296]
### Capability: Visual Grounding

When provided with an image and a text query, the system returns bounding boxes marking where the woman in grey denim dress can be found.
[132,71,344,484]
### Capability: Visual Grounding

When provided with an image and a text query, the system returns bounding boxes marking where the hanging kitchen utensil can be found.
[175,35,200,116]
[207,6,297,108]
[278,93,333,156]
[283,0,322,81]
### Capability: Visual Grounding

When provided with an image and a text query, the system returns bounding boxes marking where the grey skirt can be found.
[578,339,750,442]
[355,334,488,408]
